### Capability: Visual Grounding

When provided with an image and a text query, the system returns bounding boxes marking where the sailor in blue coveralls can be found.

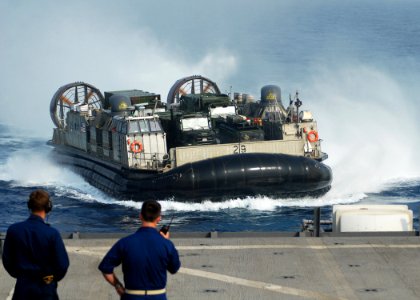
[2,189,69,300]
[99,200,181,300]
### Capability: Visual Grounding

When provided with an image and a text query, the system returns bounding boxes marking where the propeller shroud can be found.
[166,75,221,105]
[50,82,104,128]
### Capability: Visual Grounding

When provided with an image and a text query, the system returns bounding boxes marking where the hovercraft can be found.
[49,75,332,201]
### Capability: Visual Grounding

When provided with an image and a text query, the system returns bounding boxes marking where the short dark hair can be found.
[27,189,52,213]
[141,200,161,222]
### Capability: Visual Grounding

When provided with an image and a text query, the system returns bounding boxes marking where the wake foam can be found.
[0,146,110,201]
[0,149,82,186]
[88,193,363,212]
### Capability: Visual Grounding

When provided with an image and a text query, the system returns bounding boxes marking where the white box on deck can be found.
[333,205,413,232]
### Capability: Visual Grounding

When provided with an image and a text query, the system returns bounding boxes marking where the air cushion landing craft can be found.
[49,75,332,201]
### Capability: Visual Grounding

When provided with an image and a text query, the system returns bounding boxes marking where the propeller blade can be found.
[203,84,211,93]
[85,90,94,102]
[179,87,187,95]
[60,95,73,106]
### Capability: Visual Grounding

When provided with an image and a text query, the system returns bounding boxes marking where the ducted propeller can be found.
[50,82,104,128]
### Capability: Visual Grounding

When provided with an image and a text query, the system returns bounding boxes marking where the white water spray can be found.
[0,144,110,201]
[307,65,420,198]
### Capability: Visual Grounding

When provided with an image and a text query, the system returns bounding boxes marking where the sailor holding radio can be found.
[99,200,180,299]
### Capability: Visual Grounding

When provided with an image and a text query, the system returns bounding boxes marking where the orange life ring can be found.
[130,141,143,153]
[307,130,319,143]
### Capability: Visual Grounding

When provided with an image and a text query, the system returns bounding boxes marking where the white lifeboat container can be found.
[333,205,413,232]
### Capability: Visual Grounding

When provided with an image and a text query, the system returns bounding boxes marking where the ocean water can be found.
[1,0,420,233]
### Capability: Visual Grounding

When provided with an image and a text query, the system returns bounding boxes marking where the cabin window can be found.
[139,120,149,132]
[128,121,141,133]
[149,120,162,132]
[127,120,154,133]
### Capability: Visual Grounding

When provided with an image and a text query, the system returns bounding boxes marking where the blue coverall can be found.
[2,214,69,300]
[98,227,181,300]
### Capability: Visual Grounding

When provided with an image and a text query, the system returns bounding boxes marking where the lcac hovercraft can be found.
[48,75,332,201]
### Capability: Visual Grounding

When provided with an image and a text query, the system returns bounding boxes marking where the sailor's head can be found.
[140,200,161,223]
[27,189,53,213]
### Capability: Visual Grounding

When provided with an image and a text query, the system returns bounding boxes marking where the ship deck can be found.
[1,232,420,300]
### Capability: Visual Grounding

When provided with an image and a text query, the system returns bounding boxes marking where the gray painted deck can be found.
[1,235,420,300]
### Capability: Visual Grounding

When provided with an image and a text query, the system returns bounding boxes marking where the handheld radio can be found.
[160,216,174,234]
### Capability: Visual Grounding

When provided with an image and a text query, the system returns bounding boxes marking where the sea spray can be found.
[306,65,420,197]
